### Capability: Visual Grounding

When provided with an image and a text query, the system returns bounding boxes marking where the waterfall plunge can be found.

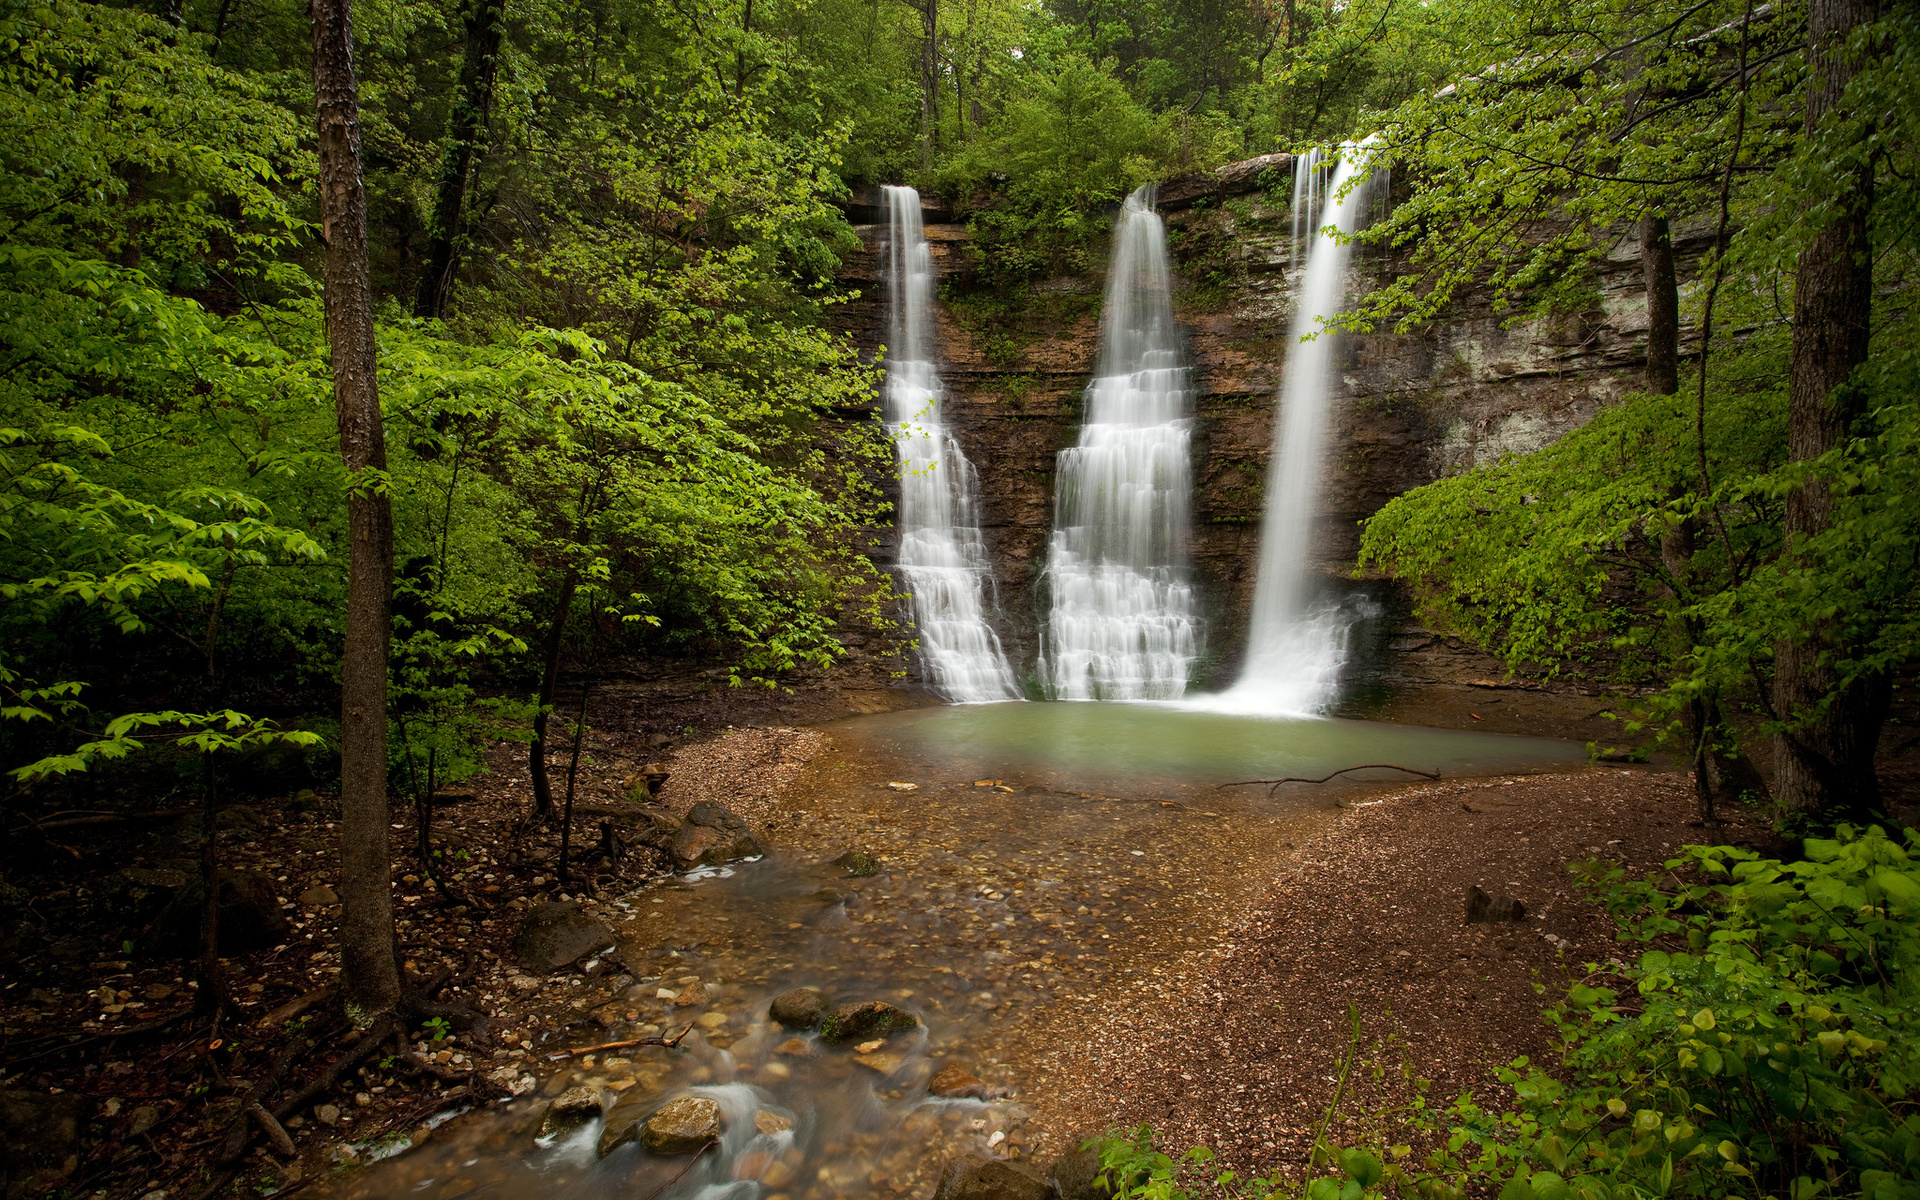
[882,185,1020,703]
[1216,144,1378,714]
[1041,185,1199,701]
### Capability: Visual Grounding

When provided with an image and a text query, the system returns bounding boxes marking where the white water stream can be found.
[1041,186,1199,700]
[1213,143,1379,715]
[882,186,1020,703]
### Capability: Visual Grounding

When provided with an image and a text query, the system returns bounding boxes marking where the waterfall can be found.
[1221,143,1378,714]
[1040,185,1199,701]
[881,185,1020,703]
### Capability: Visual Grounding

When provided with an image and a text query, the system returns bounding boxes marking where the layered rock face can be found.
[837,168,1669,693]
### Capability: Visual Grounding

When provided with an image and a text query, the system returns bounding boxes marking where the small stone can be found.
[928,1062,990,1100]
[774,1037,814,1057]
[512,901,616,972]
[855,1038,885,1054]
[354,1092,372,1107]
[762,1160,796,1188]
[673,982,708,1008]
[639,1096,721,1155]
[754,1110,794,1135]
[143,983,175,1001]
[315,1105,341,1127]
[768,987,828,1030]
[328,1144,359,1165]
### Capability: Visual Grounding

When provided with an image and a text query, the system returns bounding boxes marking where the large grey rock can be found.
[669,802,761,870]
[933,1154,1053,1200]
[820,1000,917,1045]
[139,868,290,958]
[768,987,829,1030]
[512,901,615,972]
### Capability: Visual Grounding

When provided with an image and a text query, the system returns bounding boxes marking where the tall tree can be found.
[1772,0,1888,819]
[414,0,506,320]
[310,0,402,1020]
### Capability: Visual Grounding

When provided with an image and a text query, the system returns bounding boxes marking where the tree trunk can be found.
[311,0,402,1020]
[917,0,939,167]
[413,0,506,319]
[1772,0,1887,821]
[1641,214,1680,398]
[528,573,577,818]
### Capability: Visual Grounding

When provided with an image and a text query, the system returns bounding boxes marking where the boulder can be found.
[139,868,290,958]
[1049,1145,1114,1200]
[768,987,829,1030]
[932,1153,1053,1200]
[669,802,761,870]
[928,1061,989,1100]
[1464,885,1527,924]
[511,901,615,972]
[820,1000,917,1045]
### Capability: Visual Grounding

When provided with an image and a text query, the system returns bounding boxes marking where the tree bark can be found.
[311,0,402,1020]
[1772,0,1887,821]
[1641,214,1680,398]
[528,572,577,818]
[413,0,506,319]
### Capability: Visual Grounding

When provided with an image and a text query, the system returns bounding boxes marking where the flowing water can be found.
[1041,186,1199,701]
[882,186,1020,703]
[1215,144,1380,716]
[324,704,1592,1200]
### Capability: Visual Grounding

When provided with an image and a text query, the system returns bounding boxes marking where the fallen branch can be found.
[257,985,337,1030]
[218,1026,328,1163]
[248,1103,296,1157]
[546,1022,696,1061]
[6,806,195,836]
[1218,764,1441,796]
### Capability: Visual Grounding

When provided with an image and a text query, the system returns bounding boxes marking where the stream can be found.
[324,704,1591,1200]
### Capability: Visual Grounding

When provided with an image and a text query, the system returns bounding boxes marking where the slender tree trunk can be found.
[528,573,578,818]
[916,0,939,167]
[311,0,402,1020]
[195,753,223,1014]
[1641,214,1680,398]
[1772,0,1887,821]
[414,0,507,319]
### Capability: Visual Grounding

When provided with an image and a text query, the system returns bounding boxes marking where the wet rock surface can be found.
[637,1095,721,1155]
[821,999,918,1044]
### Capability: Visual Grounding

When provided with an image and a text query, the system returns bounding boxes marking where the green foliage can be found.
[1092,827,1920,1200]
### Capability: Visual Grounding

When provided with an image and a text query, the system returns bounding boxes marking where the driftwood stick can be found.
[638,1142,716,1200]
[545,1022,696,1061]
[1219,764,1441,796]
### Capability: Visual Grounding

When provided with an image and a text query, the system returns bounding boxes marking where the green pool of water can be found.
[835,701,1586,791]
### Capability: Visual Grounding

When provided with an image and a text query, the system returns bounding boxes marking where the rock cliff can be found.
[836,165,1695,696]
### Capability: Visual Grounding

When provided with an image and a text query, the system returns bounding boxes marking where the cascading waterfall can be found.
[1040,185,1199,701]
[882,185,1020,703]
[1219,142,1379,714]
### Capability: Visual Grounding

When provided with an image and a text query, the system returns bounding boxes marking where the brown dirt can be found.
[1020,769,1780,1182]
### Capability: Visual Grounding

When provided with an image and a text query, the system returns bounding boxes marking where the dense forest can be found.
[1,0,1915,1193]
